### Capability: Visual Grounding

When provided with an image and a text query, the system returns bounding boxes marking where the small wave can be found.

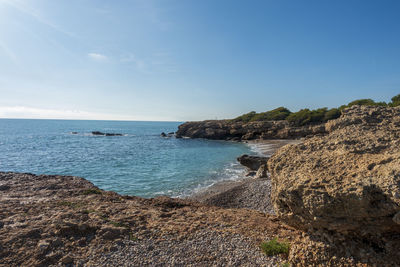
[173,162,248,198]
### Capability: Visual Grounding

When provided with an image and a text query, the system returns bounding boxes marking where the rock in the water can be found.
[92,131,123,136]
[269,105,400,236]
[237,154,269,171]
[161,132,175,138]
[105,133,123,136]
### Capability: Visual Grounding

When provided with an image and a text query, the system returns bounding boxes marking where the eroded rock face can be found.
[175,120,326,140]
[268,105,400,236]
[237,154,269,171]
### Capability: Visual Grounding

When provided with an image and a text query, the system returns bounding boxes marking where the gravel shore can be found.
[190,178,275,214]
[189,140,298,214]
[86,229,282,267]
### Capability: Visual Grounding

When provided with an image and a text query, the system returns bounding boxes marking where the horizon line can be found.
[0,117,185,123]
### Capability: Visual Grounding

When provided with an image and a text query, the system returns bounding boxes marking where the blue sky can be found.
[0,0,399,121]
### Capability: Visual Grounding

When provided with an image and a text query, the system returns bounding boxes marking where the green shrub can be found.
[232,111,257,122]
[250,107,292,122]
[347,98,377,107]
[286,109,312,126]
[324,108,341,121]
[340,98,387,110]
[389,94,400,107]
[286,108,328,126]
[260,238,290,256]
[232,107,292,123]
[230,93,399,126]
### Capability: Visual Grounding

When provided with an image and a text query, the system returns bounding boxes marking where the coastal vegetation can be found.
[232,107,291,122]
[260,238,290,256]
[231,93,400,126]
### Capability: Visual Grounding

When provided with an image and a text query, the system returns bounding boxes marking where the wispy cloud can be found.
[0,106,177,121]
[1,0,77,38]
[88,53,108,61]
[119,52,178,73]
[0,106,126,120]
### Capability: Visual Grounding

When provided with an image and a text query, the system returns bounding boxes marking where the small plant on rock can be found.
[260,238,290,256]
[82,188,102,195]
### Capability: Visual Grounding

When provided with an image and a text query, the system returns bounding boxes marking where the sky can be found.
[0,0,399,121]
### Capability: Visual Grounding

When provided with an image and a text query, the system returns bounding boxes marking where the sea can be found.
[0,119,257,198]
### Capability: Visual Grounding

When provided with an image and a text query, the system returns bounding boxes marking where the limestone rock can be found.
[237,154,269,171]
[268,105,400,237]
[175,119,326,140]
[255,164,268,178]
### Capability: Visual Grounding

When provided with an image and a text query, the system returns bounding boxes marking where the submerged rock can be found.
[105,133,123,136]
[269,105,400,236]
[92,131,123,136]
[161,132,175,138]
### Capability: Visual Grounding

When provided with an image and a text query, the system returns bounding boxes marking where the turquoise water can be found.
[0,119,252,198]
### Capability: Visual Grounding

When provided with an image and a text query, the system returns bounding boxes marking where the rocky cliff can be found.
[268,105,400,265]
[175,119,326,140]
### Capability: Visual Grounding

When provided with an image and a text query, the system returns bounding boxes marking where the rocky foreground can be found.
[0,172,300,266]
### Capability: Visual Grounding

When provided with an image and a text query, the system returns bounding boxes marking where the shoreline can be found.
[188,139,298,214]
[3,105,400,266]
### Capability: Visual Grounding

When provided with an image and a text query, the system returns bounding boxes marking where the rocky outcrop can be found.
[268,105,400,265]
[175,119,326,140]
[92,131,123,136]
[160,132,175,138]
[255,164,268,178]
[237,154,269,171]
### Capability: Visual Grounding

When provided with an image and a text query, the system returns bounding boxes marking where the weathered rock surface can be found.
[269,105,400,265]
[0,172,298,266]
[237,154,269,171]
[255,164,268,178]
[175,119,326,140]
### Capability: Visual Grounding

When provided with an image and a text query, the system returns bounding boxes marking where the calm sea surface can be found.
[0,119,253,197]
